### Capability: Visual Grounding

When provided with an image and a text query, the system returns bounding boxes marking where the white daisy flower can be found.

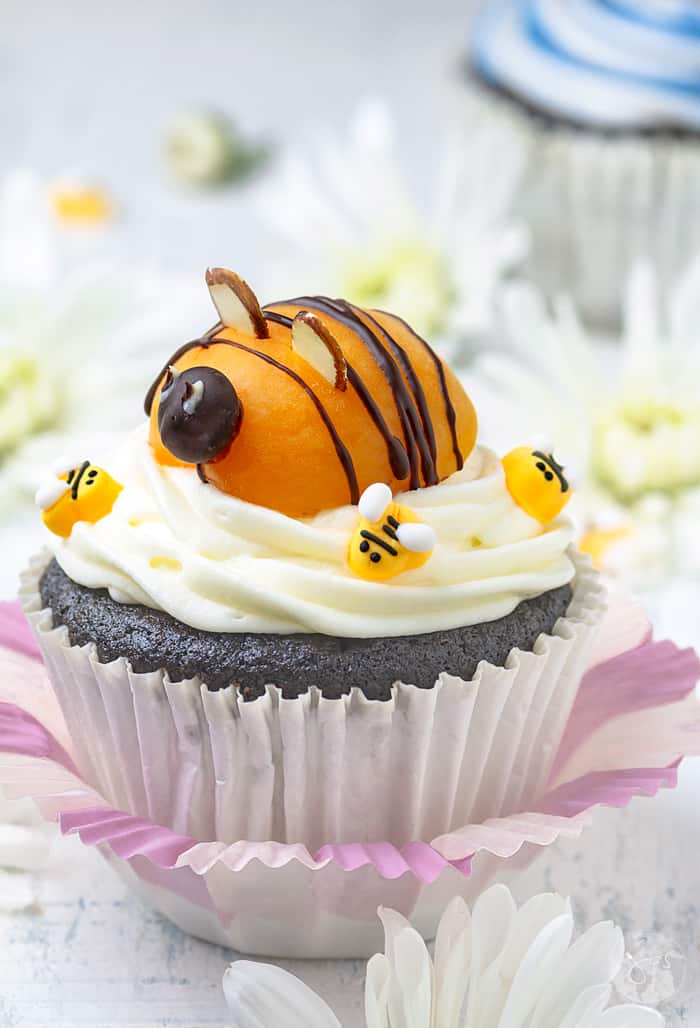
[223,885,662,1028]
[0,795,52,913]
[253,99,529,362]
[469,259,700,588]
[0,169,209,514]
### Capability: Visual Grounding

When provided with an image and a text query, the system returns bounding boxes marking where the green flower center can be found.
[0,350,62,460]
[337,239,456,337]
[592,394,700,503]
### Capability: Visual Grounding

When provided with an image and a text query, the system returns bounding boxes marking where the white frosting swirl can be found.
[51,427,575,637]
[472,0,700,130]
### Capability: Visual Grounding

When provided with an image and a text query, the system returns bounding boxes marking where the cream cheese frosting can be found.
[51,427,575,637]
[471,0,700,131]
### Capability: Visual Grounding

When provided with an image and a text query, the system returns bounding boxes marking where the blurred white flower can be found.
[470,259,700,587]
[0,795,52,913]
[165,110,269,187]
[0,169,208,513]
[223,885,662,1028]
[254,100,528,360]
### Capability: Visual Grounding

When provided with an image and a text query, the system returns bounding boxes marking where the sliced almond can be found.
[205,267,269,339]
[291,311,347,390]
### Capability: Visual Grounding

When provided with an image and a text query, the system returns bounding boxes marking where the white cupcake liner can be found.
[20,549,604,852]
[466,85,700,327]
[3,593,699,957]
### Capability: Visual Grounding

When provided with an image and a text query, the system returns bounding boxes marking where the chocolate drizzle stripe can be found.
[219,339,358,505]
[264,308,410,482]
[143,320,224,417]
[145,325,359,504]
[70,461,90,500]
[263,311,293,330]
[373,309,464,472]
[292,297,421,486]
[145,340,211,416]
[360,529,398,556]
[275,297,435,487]
[357,306,438,485]
[533,451,569,492]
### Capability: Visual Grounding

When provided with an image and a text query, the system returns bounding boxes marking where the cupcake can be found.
[23,268,602,866]
[467,0,700,326]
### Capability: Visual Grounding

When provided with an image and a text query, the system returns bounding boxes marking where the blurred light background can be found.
[1,0,479,274]
[2,0,700,650]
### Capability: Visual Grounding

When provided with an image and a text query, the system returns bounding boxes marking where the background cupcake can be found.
[467,0,700,327]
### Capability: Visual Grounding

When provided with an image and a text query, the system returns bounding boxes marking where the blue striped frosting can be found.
[471,0,700,130]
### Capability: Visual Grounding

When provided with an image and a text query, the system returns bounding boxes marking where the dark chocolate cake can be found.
[40,558,572,701]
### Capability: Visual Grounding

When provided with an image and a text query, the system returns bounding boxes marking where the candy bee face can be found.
[145,268,478,519]
[348,483,435,582]
[37,460,123,538]
[502,446,572,524]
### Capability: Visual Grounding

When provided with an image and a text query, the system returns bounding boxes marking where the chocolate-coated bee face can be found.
[157,365,243,465]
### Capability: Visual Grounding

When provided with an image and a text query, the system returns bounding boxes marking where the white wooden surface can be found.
[1,0,700,1023]
[0,765,698,1027]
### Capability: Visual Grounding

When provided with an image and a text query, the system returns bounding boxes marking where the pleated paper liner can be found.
[0,604,697,956]
[21,548,603,851]
[465,84,700,328]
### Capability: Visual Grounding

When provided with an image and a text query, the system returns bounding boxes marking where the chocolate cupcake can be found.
[23,268,604,851]
[467,0,700,326]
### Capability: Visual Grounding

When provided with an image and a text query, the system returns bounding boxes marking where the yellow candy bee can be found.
[36,458,122,538]
[502,446,572,524]
[348,483,436,582]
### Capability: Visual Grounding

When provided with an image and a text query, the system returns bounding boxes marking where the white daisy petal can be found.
[597,1005,665,1027]
[251,103,526,346]
[499,893,571,979]
[432,896,472,1028]
[391,924,433,1028]
[623,261,659,352]
[541,983,612,1028]
[466,884,517,1026]
[497,912,575,1028]
[0,869,37,913]
[364,953,390,1028]
[472,256,700,588]
[528,923,626,1028]
[223,891,663,1028]
[377,907,432,1028]
[0,822,50,872]
[223,961,340,1028]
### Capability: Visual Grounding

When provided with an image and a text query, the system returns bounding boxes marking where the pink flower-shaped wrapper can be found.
[0,595,698,957]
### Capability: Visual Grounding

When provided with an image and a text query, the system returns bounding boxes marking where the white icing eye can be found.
[397,522,435,554]
[182,379,204,415]
[358,482,392,522]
